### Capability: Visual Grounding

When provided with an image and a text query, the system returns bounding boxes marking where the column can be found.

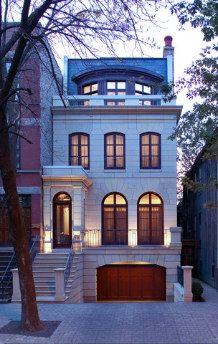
[182,266,193,302]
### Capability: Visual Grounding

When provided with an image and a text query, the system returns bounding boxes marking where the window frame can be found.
[102,192,128,245]
[140,132,161,169]
[104,132,125,170]
[82,82,98,95]
[69,132,90,170]
[137,192,164,245]
[107,81,126,95]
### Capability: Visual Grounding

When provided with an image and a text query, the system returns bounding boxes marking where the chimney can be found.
[163,36,174,83]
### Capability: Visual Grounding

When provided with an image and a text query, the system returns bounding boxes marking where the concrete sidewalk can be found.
[0,282,217,344]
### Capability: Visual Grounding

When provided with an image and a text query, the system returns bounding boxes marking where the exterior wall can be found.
[52,112,177,237]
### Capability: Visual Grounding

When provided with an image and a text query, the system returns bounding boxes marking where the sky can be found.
[57,6,206,114]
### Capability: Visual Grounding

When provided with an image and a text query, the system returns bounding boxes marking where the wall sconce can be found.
[44,225,51,243]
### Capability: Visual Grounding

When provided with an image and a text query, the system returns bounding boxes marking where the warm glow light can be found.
[164,229,171,246]
[128,229,137,247]
[85,230,101,246]
[44,242,52,253]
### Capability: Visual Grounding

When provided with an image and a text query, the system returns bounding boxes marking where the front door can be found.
[53,193,72,248]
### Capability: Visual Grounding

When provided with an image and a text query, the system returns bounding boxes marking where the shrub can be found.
[192,280,204,297]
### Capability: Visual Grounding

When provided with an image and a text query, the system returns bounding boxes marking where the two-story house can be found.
[42,36,183,302]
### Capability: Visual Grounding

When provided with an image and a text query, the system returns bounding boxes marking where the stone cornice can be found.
[42,175,92,188]
[52,106,182,118]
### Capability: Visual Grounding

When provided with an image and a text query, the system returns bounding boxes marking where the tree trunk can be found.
[0,110,43,331]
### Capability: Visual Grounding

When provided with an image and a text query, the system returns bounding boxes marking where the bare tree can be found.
[0,0,166,331]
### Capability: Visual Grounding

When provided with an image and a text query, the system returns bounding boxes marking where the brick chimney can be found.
[163,36,174,83]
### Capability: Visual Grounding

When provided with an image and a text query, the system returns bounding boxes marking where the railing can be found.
[177,266,184,286]
[85,229,101,247]
[53,94,176,107]
[64,250,73,285]
[0,240,39,301]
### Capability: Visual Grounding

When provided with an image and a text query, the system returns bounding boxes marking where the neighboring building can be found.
[0,26,62,249]
[182,131,218,289]
[42,36,183,302]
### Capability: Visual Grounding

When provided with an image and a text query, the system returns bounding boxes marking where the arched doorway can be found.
[102,192,128,245]
[138,192,164,245]
[53,192,72,248]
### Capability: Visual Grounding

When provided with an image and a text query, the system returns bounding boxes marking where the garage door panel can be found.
[97,264,166,301]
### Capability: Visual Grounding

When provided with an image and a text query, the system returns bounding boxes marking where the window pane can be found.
[116,135,123,145]
[151,194,162,204]
[56,193,70,201]
[151,145,159,156]
[142,146,149,155]
[106,135,113,145]
[116,194,126,204]
[116,145,123,156]
[106,145,114,156]
[83,85,91,94]
[117,82,125,89]
[117,91,126,95]
[151,156,159,167]
[151,134,159,144]
[135,83,143,92]
[141,156,149,167]
[107,157,114,167]
[117,101,125,105]
[71,145,78,156]
[141,134,149,144]
[107,91,116,95]
[81,135,88,145]
[104,194,115,205]
[81,146,88,156]
[107,81,116,89]
[143,85,151,94]
[92,83,98,92]
[103,207,114,229]
[139,194,150,205]
[116,157,124,168]
[71,157,78,165]
[106,101,116,106]
[81,157,88,168]
[71,135,78,144]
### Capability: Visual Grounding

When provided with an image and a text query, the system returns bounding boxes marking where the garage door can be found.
[97,264,166,301]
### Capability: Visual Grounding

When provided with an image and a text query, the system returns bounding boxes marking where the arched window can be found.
[137,192,163,245]
[69,133,89,169]
[53,192,72,248]
[102,192,128,245]
[104,133,125,169]
[140,133,161,169]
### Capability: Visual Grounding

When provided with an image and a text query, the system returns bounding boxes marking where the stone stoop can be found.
[32,251,70,301]
[65,253,84,303]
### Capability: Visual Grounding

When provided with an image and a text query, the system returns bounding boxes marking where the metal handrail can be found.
[0,240,38,300]
[64,250,73,285]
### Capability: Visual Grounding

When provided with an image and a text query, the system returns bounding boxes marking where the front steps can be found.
[32,252,70,301]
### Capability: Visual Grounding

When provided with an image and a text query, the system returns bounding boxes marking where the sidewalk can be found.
[0,282,217,344]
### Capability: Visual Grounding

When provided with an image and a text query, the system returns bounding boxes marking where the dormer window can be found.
[107,81,126,95]
[83,83,98,95]
[135,83,152,95]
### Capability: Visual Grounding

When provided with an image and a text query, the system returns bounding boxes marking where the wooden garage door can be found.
[97,264,166,301]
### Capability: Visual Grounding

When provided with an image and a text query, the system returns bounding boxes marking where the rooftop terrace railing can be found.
[53,94,176,107]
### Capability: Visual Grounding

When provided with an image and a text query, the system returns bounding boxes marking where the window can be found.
[82,83,98,95]
[135,83,152,105]
[105,133,125,169]
[140,133,161,169]
[69,133,89,169]
[137,192,163,245]
[107,81,126,95]
[102,192,128,245]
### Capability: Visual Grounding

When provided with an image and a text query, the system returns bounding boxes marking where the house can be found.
[0,25,62,250]
[182,130,218,289]
[40,35,183,302]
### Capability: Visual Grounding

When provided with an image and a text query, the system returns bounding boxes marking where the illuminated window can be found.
[104,133,125,169]
[138,192,163,245]
[82,83,98,95]
[140,133,161,169]
[69,133,89,169]
[135,83,152,105]
[107,81,126,95]
[102,192,128,245]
